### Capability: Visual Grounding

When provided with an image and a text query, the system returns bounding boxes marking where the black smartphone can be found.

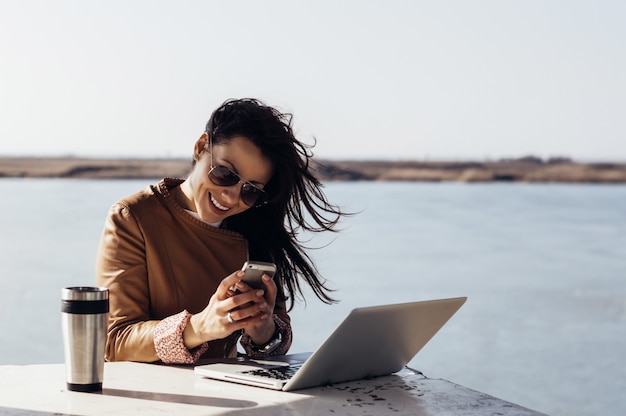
[240,261,277,290]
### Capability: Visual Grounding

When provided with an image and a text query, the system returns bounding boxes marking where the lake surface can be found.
[0,178,624,416]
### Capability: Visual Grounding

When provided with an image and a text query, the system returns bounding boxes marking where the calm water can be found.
[0,178,624,416]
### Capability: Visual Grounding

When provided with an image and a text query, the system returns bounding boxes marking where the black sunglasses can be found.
[207,136,268,208]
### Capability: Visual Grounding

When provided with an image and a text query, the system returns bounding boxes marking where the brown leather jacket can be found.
[95,178,290,362]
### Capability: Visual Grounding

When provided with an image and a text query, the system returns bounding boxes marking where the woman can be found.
[96,98,344,364]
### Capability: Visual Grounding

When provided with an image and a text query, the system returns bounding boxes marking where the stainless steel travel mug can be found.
[61,286,109,392]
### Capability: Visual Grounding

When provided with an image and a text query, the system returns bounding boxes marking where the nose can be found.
[219,184,242,206]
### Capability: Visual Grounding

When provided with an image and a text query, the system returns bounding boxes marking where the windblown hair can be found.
[205,98,344,310]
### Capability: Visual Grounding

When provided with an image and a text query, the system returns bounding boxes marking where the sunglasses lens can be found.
[209,166,240,186]
[208,166,267,207]
[241,183,267,207]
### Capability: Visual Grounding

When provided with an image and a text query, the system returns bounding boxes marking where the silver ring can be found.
[227,312,235,323]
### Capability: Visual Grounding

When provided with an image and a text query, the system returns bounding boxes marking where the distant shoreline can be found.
[1,156,626,183]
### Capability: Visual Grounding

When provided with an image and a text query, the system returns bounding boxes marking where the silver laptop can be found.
[194,297,467,391]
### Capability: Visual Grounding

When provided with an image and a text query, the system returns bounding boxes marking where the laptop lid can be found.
[283,297,466,390]
[195,297,467,391]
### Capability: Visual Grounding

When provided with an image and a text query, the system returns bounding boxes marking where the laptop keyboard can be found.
[241,364,302,381]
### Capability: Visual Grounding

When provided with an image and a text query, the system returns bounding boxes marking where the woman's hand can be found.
[233,272,278,346]
[182,269,277,349]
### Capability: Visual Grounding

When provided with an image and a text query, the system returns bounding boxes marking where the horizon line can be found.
[2,153,626,164]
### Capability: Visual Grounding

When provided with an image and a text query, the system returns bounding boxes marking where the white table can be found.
[0,362,545,415]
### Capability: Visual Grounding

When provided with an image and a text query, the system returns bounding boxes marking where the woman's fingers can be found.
[220,270,245,299]
[210,269,277,332]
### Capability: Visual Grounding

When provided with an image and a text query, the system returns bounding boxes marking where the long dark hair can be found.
[206,98,344,310]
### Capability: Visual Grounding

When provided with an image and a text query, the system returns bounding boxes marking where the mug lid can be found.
[61,286,109,301]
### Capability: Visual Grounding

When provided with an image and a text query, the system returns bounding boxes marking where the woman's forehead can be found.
[213,136,273,184]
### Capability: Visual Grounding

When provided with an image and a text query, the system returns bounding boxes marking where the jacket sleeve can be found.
[96,202,161,362]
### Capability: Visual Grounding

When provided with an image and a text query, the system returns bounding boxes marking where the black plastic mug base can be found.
[67,382,102,392]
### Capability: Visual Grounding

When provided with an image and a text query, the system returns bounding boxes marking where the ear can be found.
[193,132,209,157]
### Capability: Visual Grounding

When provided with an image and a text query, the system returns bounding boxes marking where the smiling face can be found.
[179,133,274,223]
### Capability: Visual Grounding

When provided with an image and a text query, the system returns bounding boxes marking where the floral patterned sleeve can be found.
[154,310,209,364]
[240,314,292,359]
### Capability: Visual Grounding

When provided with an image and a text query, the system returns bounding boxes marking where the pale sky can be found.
[1,0,624,161]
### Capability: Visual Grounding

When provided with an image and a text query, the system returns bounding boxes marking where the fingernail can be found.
[256,290,264,296]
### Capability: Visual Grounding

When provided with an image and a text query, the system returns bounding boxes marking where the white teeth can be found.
[210,194,229,211]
